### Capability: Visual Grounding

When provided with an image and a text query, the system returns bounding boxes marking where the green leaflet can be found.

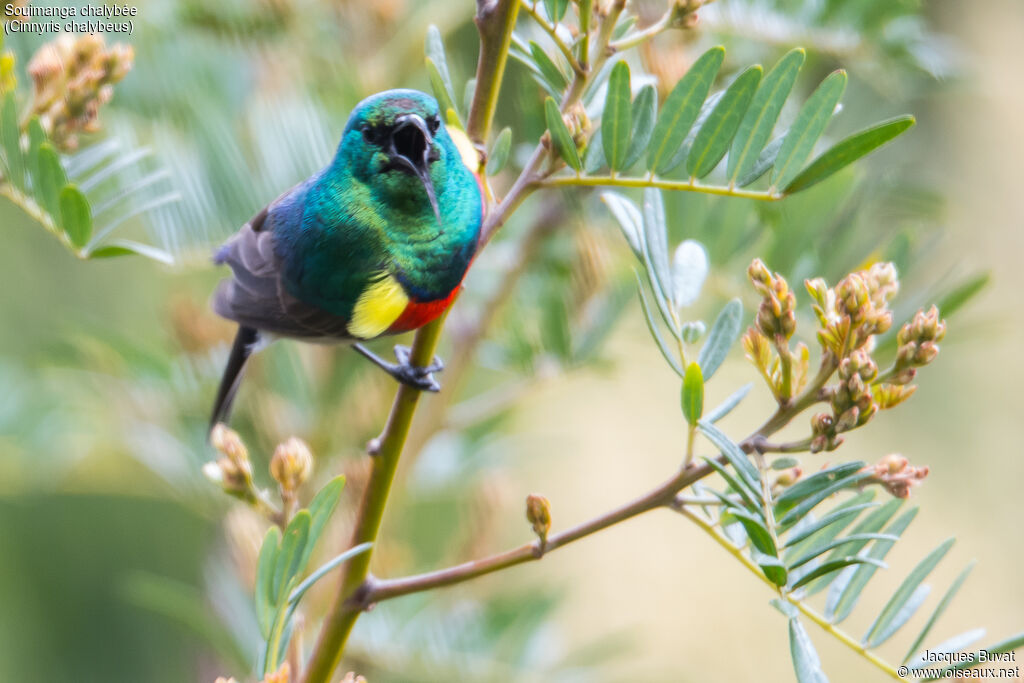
[544,97,581,171]
[783,115,915,194]
[601,61,632,172]
[686,64,762,179]
[647,46,725,174]
[681,362,704,424]
[729,48,804,182]
[772,70,847,190]
[487,127,512,176]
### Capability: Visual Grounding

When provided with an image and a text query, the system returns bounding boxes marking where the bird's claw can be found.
[392,345,443,392]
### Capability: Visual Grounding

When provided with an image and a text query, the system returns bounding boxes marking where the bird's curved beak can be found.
[390,114,442,226]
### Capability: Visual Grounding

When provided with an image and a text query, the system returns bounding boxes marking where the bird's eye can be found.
[361,124,377,144]
[427,116,440,135]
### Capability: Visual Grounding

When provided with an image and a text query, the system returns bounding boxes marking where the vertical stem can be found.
[300,4,520,681]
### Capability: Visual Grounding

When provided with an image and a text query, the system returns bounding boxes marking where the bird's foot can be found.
[390,345,443,392]
[352,343,443,392]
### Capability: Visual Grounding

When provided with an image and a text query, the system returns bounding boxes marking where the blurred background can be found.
[0,0,1021,681]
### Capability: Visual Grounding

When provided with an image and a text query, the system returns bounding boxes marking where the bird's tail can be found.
[209,325,260,435]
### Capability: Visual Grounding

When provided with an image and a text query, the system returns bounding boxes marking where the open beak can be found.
[389,114,442,226]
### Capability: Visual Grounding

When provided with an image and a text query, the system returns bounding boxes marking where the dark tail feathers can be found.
[209,326,259,434]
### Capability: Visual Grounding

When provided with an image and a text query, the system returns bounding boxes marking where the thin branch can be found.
[677,506,901,680]
[519,0,585,75]
[537,174,785,201]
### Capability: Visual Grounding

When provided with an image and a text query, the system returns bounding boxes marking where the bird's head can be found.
[339,89,464,225]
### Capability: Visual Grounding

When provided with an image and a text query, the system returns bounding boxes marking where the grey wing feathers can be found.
[212,218,352,340]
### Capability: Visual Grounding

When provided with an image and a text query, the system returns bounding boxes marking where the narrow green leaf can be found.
[704,382,752,424]
[487,127,512,176]
[647,46,725,174]
[602,61,632,172]
[272,511,312,606]
[902,562,976,665]
[788,534,898,570]
[702,456,761,512]
[601,191,642,257]
[827,507,919,623]
[530,41,569,93]
[801,498,905,596]
[772,457,800,470]
[682,362,704,424]
[88,239,174,264]
[425,58,458,122]
[773,70,847,190]
[697,299,743,380]
[698,420,760,493]
[789,617,829,683]
[736,133,785,187]
[640,187,676,333]
[623,84,657,170]
[905,628,986,671]
[754,550,788,586]
[729,48,805,182]
[425,25,457,111]
[583,128,606,173]
[783,115,915,194]
[298,475,346,572]
[783,503,878,548]
[36,142,67,219]
[869,585,932,649]
[544,96,581,171]
[255,526,282,638]
[542,0,569,22]
[686,65,762,179]
[289,543,373,606]
[791,557,886,590]
[775,461,867,514]
[59,185,92,248]
[777,470,874,530]
[730,508,777,556]
[863,537,955,648]
[634,272,684,377]
[0,92,23,190]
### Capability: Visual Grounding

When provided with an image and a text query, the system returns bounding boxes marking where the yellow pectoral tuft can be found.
[349,272,410,339]
[448,127,479,173]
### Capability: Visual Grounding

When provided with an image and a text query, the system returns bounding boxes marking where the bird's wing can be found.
[212,211,354,340]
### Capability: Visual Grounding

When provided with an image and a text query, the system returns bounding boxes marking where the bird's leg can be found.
[352,343,444,392]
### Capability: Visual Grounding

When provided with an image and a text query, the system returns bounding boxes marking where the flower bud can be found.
[340,673,368,683]
[260,662,290,683]
[773,466,802,488]
[270,437,314,492]
[526,494,552,545]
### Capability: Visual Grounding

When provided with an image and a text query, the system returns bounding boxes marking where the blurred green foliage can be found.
[0,0,998,681]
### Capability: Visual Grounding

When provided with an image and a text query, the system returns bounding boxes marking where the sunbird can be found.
[209,90,482,431]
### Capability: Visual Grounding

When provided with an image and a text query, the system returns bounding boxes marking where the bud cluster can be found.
[270,437,313,493]
[205,424,254,495]
[526,493,552,548]
[806,262,897,357]
[864,454,929,499]
[895,305,946,378]
[744,260,809,401]
[811,349,880,452]
[27,34,134,151]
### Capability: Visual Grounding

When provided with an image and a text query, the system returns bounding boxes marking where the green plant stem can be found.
[466,0,521,150]
[677,506,901,680]
[300,4,523,680]
[537,174,785,200]
[609,8,673,52]
[519,0,584,74]
[353,391,823,607]
[300,318,446,683]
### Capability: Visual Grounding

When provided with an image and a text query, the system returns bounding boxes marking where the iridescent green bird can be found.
[209,90,482,431]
